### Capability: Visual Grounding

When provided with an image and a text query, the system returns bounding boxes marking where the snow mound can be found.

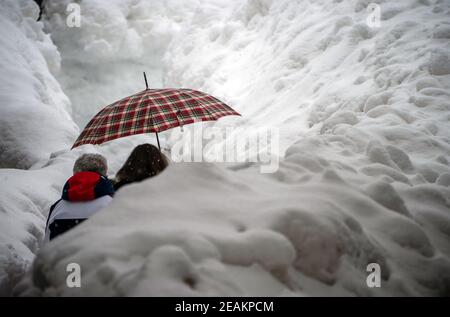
[16,162,450,296]
[41,0,202,128]
[0,150,80,296]
[0,0,81,295]
[0,0,78,169]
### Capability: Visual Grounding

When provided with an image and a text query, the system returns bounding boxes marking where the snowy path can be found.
[1,0,450,296]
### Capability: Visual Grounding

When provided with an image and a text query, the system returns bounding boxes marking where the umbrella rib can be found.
[180,90,215,121]
[79,105,115,146]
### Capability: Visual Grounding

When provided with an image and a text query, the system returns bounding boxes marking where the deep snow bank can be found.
[0,152,78,296]
[164,0,450,152]
[0,0,81,296]
[0,0,78,169]
[16,162,450,296]
[41,0,204,128]
[15,0,450,296]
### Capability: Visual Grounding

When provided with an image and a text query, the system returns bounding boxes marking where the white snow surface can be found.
[0,0,78,169]
[1,0,450,296]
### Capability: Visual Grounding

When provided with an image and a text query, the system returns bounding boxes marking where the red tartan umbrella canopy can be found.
[72,88,240,149]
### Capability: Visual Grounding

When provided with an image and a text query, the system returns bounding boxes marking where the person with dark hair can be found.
[44,154,114,242]
[113,144,169,191]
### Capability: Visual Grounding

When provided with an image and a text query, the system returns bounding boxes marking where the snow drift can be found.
[0,0,80,295]
[16,162,450,296]
[41,0,202,128]
[2,0,450,296]
[0,0,78,169]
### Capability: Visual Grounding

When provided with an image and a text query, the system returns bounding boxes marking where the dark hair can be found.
[114,144,168,190]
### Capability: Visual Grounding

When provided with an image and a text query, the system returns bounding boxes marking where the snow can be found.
[0,0,78,169]
[41,0,202,128]
[1,0,450,296]
[0,0,80,295]
[0,156,71,295]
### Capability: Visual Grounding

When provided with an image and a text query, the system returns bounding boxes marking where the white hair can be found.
[73,153,108,176]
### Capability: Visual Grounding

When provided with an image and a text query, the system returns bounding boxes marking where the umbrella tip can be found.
[143,72,149,89]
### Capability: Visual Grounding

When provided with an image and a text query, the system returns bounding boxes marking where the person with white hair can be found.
[44,153,114,242]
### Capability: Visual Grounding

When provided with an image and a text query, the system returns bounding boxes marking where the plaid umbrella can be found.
[72,85,240,150]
